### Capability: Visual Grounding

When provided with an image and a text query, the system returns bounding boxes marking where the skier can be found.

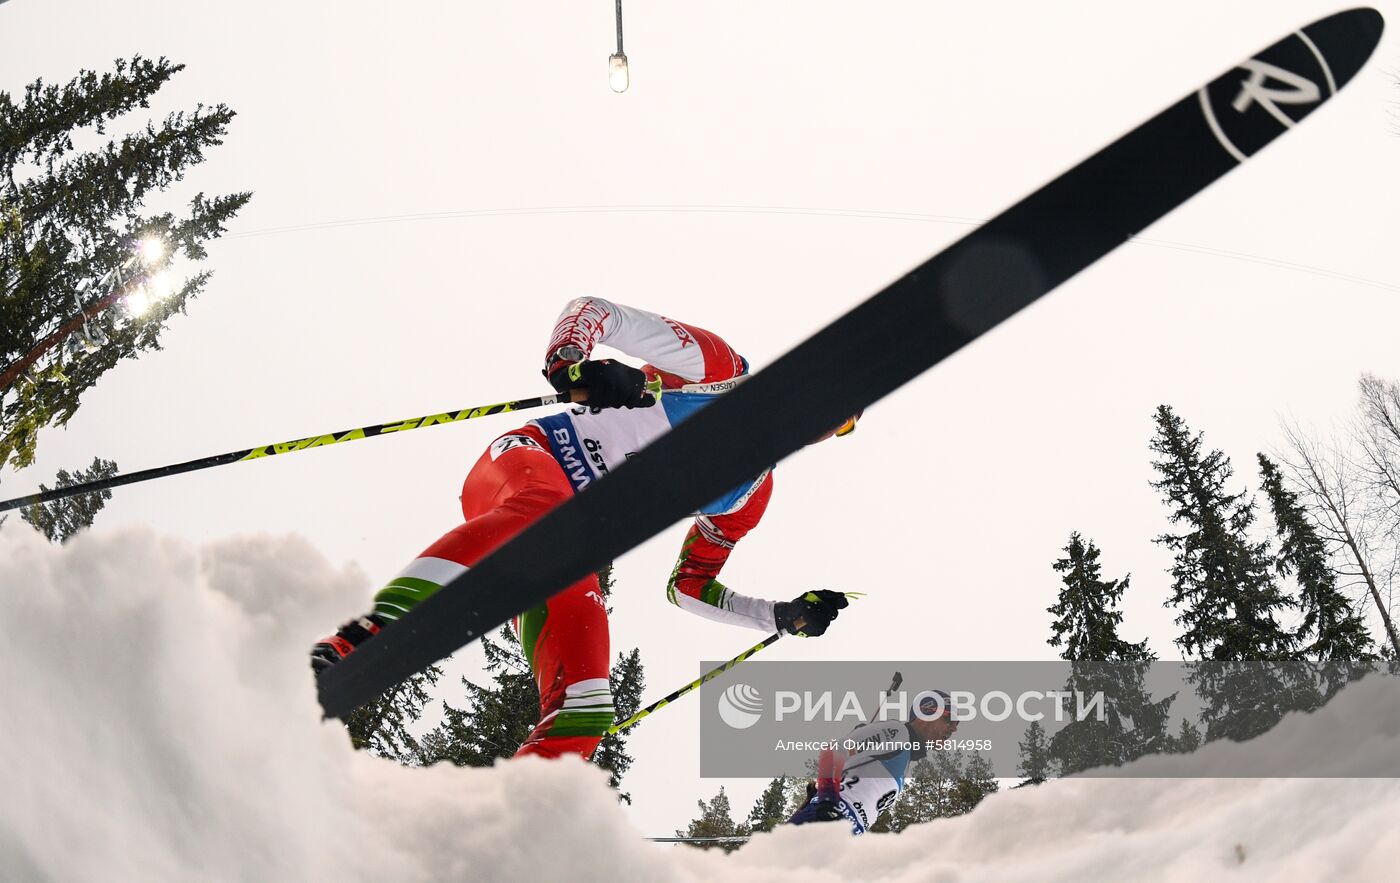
[311,297,856,760]
[788,689,961,834]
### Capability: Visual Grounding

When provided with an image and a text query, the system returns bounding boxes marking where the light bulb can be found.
[609,53,629,93]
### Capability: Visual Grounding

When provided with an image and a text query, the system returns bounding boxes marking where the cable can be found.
[225,204,1400,296]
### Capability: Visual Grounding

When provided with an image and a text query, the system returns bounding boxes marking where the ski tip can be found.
[1303,8,1385,90]
[1331,6,1384,34]
[1199,7,1387,165]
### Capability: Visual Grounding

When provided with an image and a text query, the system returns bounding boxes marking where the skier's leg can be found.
[787,747,852,827]
[352,428,615,759]
[513,579,614,760]
[315,429,571,667]
[457,434,614,759]
[369,430,566,623]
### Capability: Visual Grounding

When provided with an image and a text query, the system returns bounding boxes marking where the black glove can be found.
[546,358,656,409]
[773,590,849,637]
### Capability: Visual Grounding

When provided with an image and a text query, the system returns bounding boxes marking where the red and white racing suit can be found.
[369,298,778,761]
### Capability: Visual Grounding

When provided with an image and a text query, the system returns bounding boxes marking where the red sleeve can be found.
[544,297,747,387]
[668,472,773,606]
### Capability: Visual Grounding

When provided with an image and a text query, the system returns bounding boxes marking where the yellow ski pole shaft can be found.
[607,593,863,735]
[0,381,663,514]
[607,630,786,736]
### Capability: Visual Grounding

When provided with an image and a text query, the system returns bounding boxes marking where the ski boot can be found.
[310,613,386,675]
[787,747,849,826]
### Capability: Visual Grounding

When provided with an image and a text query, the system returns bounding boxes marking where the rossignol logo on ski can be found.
[1199,29,1337,163]
[1232,60,1320,121]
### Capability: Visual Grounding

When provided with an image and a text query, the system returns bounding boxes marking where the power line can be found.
[225,203,1400,296]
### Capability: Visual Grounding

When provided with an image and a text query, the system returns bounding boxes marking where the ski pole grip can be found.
[564,381,660,405]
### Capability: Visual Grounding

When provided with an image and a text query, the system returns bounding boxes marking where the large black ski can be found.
[319,8,1384,720]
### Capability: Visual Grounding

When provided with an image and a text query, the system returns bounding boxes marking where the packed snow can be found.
[1,525,1396,882]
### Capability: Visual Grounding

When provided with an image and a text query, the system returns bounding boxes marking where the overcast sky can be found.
[3,0,1398,835]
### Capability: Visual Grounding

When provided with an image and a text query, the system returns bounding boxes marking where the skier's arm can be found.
[665,472,780,632]
[543,297,747,385]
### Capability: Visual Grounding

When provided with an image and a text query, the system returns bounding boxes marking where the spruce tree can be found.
[596,561,618,603]
[866,806,894,834]
[1047,658,1174,771]
[588,563,646,799]
[345,663,443,762]
[1257,453,1374,676]
[1150,406,1297,661]
[1015,720,1053,785]
[896,749,997,822]
[19,455,116,542]
[1045,532,1169,772]
[1167,717,1203,754]
[1150,407,1306,742]
[591,647,644,803]
[884,758,946,832]
[948,752,999,817]
[1,55,249,470]
[1048,532,1151,661]
[745,777,793,834]
[424,626,539,766]
[675,787,749,852]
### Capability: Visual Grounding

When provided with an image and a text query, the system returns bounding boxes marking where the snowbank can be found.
[1,526,1396,882]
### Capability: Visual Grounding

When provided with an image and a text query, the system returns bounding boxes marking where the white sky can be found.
[3,0,1399,837]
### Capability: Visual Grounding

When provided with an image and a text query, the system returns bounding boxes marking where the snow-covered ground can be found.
[2,526,1396,882]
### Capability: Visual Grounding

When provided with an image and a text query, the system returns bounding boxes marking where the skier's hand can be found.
[774,590,849,637]
[546,358,656,409]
